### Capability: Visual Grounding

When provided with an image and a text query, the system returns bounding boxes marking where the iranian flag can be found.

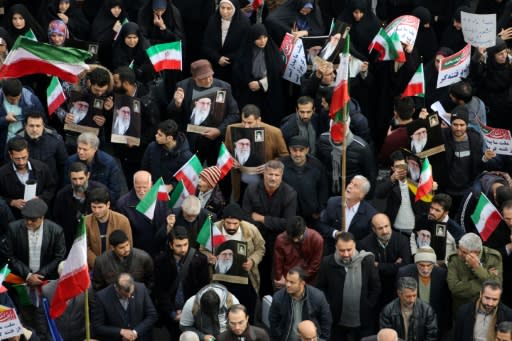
[402,63,425,98]
[471,193,502,241]
[168,181,190,209]
[0,265,10,294]
[0,36,91,83]
[136,177,169,219]
[197,216,226,252]
[50,217,89,319]
[368,28,405,63]
[47,77,66,116]
[24,29,37,41]
[146,41,182,72]
[329,34,350,144]
[216,143,234,180]
[174,155,203,194]
[415,157,433,202]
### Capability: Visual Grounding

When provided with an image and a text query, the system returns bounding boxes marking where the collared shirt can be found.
[394,179,415,232]
[473,309,492,341]
[28,222,44,272]
[13,161,32,185]
[345,201,360,230]
[221,225,243,242]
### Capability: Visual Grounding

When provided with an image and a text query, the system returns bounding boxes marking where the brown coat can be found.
[86,210,133,268]
[224,121,288,201]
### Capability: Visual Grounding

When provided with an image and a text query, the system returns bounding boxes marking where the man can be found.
[16,111,67,184]
[497,321,512,341]
[449,81,487,133]
[358,213,411,307]
[454,280,512,341]
[65,132,125,202]
[0,138,56,219]
[407,119,429,154]
[448,232,503,315]
[375,150,430,235]
[281,135,328,227]
[190,96,212,126]
[243,160,297,296]
[411,193,465,259]
[180,283,240,340]
[92,229,153,290]
[85,187,132,268]
[217,304,270,341]
[297,320,320,341]
[316,116,376,196]
[225,104,288,202]
[440,106,494,212]
[203,203,265,320]
[316,232,381,340]
[0,78,44,163]
[168,59,239,165]
[141,119,193,185]
[116,170,168,256]
[196,166,225,216]
[361,329,405,341]
[378,97,415,165]
[380,277,438,341]
[154,226,210,340]
[112,105,137,136]
[397,247,450,335]
[92,272,158,341]
[318,175,377,251]
[280,96,321,153]
[486,200,512,307]
[269,267,332,341]
[2,198,65,339]
[234,138,251,166]
[117,170,169,256]
[274,216,323,287]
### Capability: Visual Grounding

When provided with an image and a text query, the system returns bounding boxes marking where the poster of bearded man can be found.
[212,240,249,285]
[111,94,141,146]
[230,127,265,174]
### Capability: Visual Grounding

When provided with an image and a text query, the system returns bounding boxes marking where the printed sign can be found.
[436,44,471,88]
[461,12,496,48]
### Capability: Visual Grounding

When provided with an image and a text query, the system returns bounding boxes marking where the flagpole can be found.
[208,214,213,252]
[84,288,91,341]
[340,27,350,232]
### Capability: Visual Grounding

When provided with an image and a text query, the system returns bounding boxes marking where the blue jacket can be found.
[269,285,332,341]
[65,150,124,202]
[0,88,44,162]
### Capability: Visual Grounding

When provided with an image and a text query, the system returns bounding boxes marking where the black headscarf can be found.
[46,0,91,40]
[412,6,438,63]
[111,22,151,69]
[340,0,380,60]
[137,0,185,45]
[3,4,46,46]
[90,0,127,43]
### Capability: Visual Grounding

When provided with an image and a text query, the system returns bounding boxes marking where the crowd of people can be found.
[0,0,512,340]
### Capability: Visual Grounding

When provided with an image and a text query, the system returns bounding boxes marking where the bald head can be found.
[133,170,153,200]
[371,213,392,242]
[297,320,317,340]
[377,328,399,341]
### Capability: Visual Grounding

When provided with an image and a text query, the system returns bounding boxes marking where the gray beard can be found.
[70,106,88,123]
[215,259,233,274]
[411,137,427,153]
[235,149,250,165]
[191,107,210,125]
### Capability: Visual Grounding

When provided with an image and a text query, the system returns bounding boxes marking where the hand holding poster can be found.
[385,15,420,46]
[436,44,471,88]
[482,125,512,155]
[279,33,307,85]
[461,12,496,48]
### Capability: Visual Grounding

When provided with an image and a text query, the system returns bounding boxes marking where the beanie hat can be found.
[200,166,221,188]
[414,247,437,263]
[451,106,469,124]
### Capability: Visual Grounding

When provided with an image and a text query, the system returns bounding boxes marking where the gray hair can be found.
[179,331,200,341]
[397,277,418,292]
[77,132,100,149]
[265,160,284,172]
[377,328,399,341]
[459,233,483,252]
[182,195,201,215]
[497,321,512,335]
[353,175,371,196]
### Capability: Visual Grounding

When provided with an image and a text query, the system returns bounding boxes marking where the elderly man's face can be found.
[263,167,283,192]
[194,75,213,88]
[346,177,366,202]
[117,106,131,119]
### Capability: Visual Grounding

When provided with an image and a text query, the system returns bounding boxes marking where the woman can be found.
[264,0,324,45]
[47,20,69,47]
[90,0,127,69]
[411,6,438,63]
[137,0,185,45]
[234,24,284,125]
[111,22,154,83]
[3,4,46,45]
[202,0,250,84]
[46,0,90,40]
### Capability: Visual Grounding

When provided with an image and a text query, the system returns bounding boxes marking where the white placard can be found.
[385,15,420,46]
[482,126,512,155]
[24,182,37,201]
[461,12,496,48]
[280,33,307,85]
[0,305,23,340]
[437,44,471,88]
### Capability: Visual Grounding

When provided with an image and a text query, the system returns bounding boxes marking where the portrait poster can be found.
[230,127,265,173]
[110,94,141,146]
[66,39,99,64]
[63,90,100,136]
[414,115,445,159]
[212,240,249,285]
[187,88,226,131]
[414,221,447,261]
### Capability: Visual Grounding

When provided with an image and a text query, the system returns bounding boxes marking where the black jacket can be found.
[2,219,66,280]
[217,325,269,341]
[269,285,332,341]
[455,301,512,341]
[153,248,209,318]
[316,252,381,328]
[380,298,438,341]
